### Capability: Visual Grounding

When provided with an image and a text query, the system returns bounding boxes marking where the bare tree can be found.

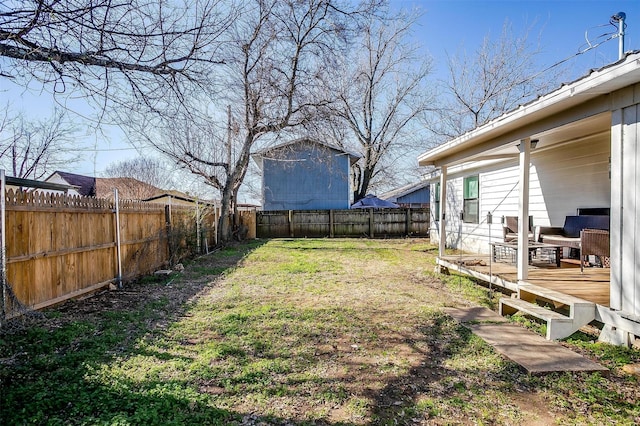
[104,157,175,189]
[316,12,433,201]
[428,20,564,140]
[144,0,378,243]
[0,108,78,180]
[0,0,233,112]
[101,156,178,200]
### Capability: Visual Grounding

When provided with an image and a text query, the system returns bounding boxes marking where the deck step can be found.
[518,283,596,333]
[499,298,577,340]
[517,283,594,308]
[500,297,570,322]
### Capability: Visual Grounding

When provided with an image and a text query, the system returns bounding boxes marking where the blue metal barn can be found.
[252,138,360,211]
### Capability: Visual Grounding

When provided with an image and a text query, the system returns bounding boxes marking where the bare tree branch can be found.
[0,107,80,180]
[311,11,433,200]
[134,0,379,243]
[428,19,566,140]
[1,0,234,114]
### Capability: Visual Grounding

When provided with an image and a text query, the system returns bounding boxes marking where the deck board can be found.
[440,254,610,307]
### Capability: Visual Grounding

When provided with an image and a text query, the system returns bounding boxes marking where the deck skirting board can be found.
[596,305,640,338]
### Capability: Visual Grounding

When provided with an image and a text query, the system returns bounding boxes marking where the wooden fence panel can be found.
[292,210,330,237]
[409,209,430,235]
[332,209,370,237]
[2,189,216,316]
[118,209,167,280]
[256,208,430,238]
[256,211,292,238]
[240,210,257,239]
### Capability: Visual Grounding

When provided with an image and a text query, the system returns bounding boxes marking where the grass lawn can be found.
[1,238,639,425]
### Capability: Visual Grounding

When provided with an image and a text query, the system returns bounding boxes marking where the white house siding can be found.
[41,173,82,196]
[532,133,611,226]
[611,99,640,316]
[429,134,611,255]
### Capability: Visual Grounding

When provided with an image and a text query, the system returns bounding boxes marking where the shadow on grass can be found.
[0,239,530,425]
[366,312,523,424]
[0,241,284,425]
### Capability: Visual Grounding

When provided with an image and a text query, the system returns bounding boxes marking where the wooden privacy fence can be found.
[1,188,217,320]
[256,208,430,238]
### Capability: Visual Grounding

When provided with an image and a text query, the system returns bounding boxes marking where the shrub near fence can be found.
[256,208,430,238]
[1,189,216,319]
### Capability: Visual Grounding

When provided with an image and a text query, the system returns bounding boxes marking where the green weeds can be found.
[1,238,638,425]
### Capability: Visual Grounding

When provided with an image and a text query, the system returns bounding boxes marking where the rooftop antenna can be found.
[611,11,626,59]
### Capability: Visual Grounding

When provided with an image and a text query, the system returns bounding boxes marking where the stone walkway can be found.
[445,306,609,375]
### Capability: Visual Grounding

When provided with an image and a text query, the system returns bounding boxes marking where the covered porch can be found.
[439,253,610,307]
[417,52,640,344]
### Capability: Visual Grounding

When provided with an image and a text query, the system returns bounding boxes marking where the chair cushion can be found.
[563,215,609,238]
[541,234,581,249]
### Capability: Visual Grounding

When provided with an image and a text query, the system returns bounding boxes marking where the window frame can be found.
[462,175,479,224]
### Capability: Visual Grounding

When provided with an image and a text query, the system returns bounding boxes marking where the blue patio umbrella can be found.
[351,194,399,209]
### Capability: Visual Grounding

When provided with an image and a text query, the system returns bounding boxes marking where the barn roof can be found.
[252,137,360,170]
[381,181,430,202]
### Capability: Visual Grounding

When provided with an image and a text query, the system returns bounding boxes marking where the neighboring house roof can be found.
[46,171,212,204]
[47,171,166,200]
[5,175,76,192]
[143,191,219,206]
[251,137,361,169]
[48,171,96,196]
[418,50,640,167]
[96,177,161,200]
[380,181,430,203]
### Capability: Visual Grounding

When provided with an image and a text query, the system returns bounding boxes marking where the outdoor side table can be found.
[490,241,562,267]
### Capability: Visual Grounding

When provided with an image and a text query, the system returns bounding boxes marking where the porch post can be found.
[609,109,623,310]
[517,139,531,282]
[438,166,448,257]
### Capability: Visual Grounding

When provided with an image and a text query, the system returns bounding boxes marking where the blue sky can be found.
[2,0,639,179]
[402,0,638,81]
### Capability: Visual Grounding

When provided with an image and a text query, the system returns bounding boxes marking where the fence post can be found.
[405,208,412,236]
[329,210,334,238]
[289,210,294,237]
[165,205,173,264]
[1,170,6,325]
[196,200,201,255]
[369,208,374,238]
[214,206,220,246]
[113,189,123,289]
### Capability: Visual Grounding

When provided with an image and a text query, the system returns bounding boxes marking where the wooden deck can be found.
[439,254,610,307]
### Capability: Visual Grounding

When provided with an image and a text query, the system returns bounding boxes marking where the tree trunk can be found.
[217,133,254,244]
[355,166,374,202]
[217,185,233,245]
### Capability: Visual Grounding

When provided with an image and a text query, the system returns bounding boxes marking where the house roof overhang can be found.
[5,175,77,192]
[418,51,640,169]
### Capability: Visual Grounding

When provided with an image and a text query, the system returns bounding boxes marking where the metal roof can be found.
[252,137,361,170]
[418,50,640,167]
[380,181,430,202]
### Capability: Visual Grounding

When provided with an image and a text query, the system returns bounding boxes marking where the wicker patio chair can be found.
[580,228,610,273]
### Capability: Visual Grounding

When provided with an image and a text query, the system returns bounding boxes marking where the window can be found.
[433,182,440,221]
[463,175,479,223]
